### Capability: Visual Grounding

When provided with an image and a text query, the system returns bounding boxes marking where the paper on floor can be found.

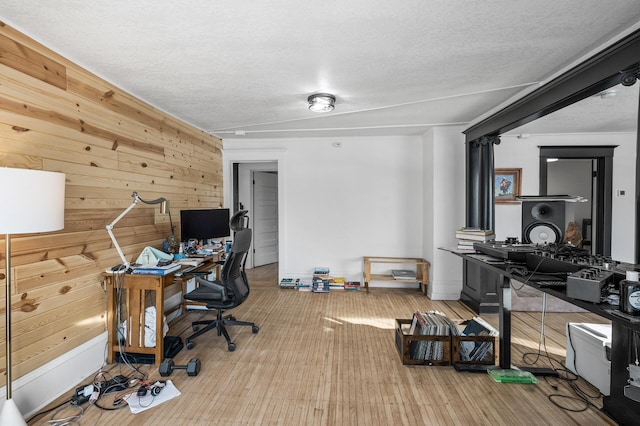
[124,379,181,414]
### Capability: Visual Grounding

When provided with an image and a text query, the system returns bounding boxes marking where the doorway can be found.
[223,149,285,280]
[252,171,278,266]
[232,161,279,268]
[539,145,615,256]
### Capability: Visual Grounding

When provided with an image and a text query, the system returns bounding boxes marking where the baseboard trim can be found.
[428,280,462,300]
[0,332,107,419]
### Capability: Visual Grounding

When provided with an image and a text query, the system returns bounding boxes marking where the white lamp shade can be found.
[0,168,65,233]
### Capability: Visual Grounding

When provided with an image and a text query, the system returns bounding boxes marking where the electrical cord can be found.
[94,379,164,411]
[46,403,84,425]
[88,372,141,411]
[519,292,604,413]
[26,398,74,424]
[507,256,548,290]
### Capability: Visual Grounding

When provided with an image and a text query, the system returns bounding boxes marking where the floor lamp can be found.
[0,168,66,425]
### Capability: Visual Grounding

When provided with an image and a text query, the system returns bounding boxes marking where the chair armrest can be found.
[195,276,228,300]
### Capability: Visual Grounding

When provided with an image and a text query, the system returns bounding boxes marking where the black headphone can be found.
[137,380,166,397]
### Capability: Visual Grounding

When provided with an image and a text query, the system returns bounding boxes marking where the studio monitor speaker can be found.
[522,200,575,244]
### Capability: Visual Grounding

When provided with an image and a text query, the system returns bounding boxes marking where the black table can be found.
[446,249,640,425]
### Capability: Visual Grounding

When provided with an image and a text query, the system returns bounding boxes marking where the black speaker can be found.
[522,200,575,244]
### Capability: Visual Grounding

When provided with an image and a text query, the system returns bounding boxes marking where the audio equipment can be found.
[472,241,536,261]
[566,268,614,303]
[521,199,575,244]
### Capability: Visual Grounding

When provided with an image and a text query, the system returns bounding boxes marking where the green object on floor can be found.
[487,369,538,384]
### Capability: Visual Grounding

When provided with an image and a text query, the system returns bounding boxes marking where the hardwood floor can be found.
[29,264,614,425]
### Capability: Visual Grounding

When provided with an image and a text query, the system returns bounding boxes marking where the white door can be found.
[253,171,278,266]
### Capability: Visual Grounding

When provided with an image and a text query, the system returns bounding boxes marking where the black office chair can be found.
[183,211,259,351]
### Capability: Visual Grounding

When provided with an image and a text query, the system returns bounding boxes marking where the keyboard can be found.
[534,280,566,288]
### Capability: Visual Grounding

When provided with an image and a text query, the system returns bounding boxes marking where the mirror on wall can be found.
[547,158,594,248]
[496,83,639,263]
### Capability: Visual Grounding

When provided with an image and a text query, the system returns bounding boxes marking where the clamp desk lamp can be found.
[0,168,65,425]
[105,192,172,271]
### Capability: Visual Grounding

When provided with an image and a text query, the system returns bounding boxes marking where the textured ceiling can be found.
[504,83,640,136]
[1,1,640,139]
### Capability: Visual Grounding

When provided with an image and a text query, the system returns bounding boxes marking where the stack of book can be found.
[312,276,330,293]
[131,262,181,276]
[312,267,330,293]
[409,311,461,361]
[279,278,300,289]
[459,316,499,362]
[455,227,495,251]
[344,281,361,290]
[329,277,345,291]
[297,280,312,291]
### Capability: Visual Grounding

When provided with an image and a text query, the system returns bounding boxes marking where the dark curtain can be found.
[465,135,500,231]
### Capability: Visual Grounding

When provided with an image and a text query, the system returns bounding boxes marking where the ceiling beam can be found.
[464,28,640,142]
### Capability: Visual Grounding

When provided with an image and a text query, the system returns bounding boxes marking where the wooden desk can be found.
[363,256,430,294]
[105,255,220,367]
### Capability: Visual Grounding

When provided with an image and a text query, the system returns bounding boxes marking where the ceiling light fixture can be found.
[307,93,336,113]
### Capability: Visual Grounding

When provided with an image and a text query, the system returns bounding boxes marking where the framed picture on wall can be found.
[494,168,522,204]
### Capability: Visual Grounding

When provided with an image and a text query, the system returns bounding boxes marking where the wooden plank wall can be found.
[0,21,223,386]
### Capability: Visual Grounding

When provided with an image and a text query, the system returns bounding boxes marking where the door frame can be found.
[539,145,616,255]
[223,149,286,279]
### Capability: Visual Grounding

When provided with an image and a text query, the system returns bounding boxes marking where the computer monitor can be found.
[179,208,230,242]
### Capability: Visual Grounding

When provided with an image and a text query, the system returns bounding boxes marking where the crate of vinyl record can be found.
[395,312,457,366]
[451,317,498,366]
[395,312,498,366]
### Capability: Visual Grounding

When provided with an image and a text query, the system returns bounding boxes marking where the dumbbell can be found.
[159,358,201,377]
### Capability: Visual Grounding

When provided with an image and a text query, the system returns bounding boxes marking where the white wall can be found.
[422,126,466,299]
[495,132,636,262]
[224,135,427,285]
[224,129,636,296]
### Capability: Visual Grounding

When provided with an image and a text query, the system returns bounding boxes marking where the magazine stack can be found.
[455,227,495,251]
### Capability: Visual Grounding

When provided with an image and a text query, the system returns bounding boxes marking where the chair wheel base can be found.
[228,343,236,351]
[186,341,195,350]
[252,325,260,333]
